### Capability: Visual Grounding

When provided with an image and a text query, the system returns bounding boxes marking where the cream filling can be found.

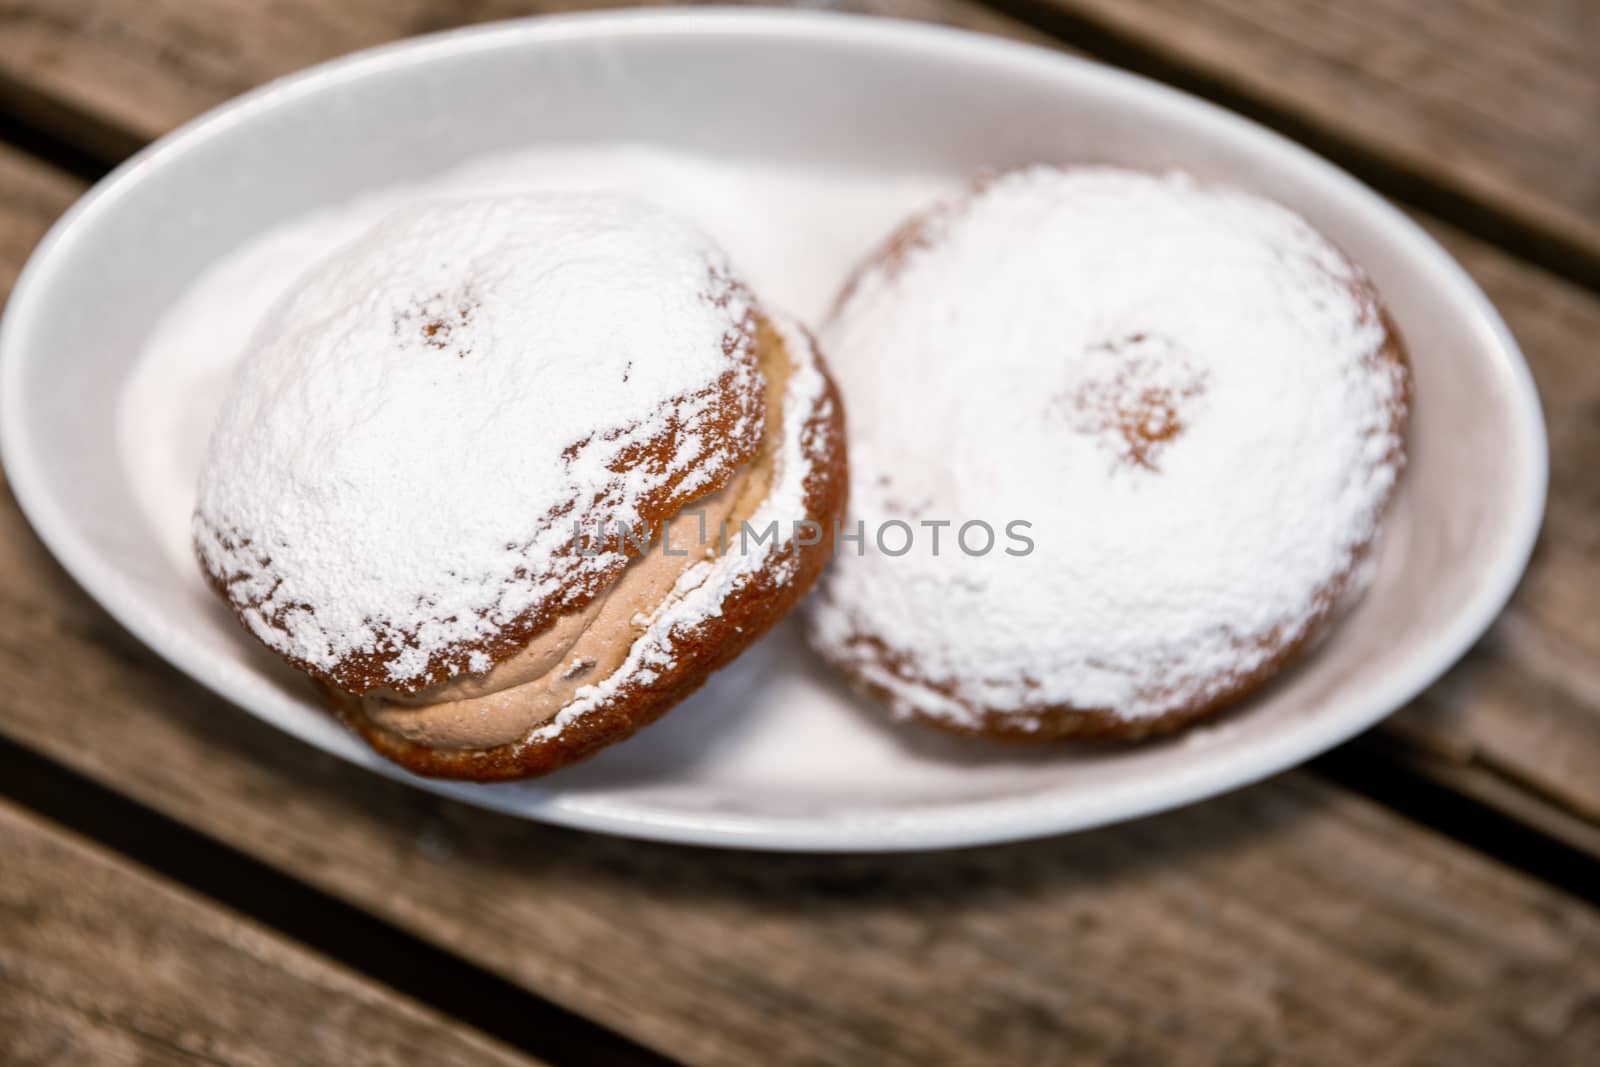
[359,324,791,750]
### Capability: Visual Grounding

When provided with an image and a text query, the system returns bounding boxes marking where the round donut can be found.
[195,195,847,779]
[807,166,1410,741]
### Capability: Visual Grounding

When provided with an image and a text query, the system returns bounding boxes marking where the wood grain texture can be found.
[0,798,537,1067]
[2,557,1599,1067]
[0,0,1038,159]
[0,145,74,296]
[0,147,1597,1067]
[0,0,1595,831]
[2,0,1596,831]
[1018,0,1600,269]
[4,0,1596,266]
[1407,225,1600,825]
[1,0,1599,1059]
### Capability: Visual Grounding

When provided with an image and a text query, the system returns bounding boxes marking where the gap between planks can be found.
[0,123,1595,876]
[0,793,545,1067]
[0,0,1594,294]
[0,2,1596,856]
[0,737,682,1067]
[0,6,1593,1062]
[974,0,1600,295]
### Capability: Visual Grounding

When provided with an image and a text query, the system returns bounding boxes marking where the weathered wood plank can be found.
[1019,0,1600,273]
[2,0,1600,1054]
[6,0,1599,833]
[3,520,1599,1067]
[1408,226,1600,824]
[1,149,1598,1067]
[3,0,1597,828]
[0,0,1039,160]
[0,797,538,1067]
[0,144,74,296]
[2,0,1596,265]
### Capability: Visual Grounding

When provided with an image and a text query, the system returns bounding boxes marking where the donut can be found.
[195,195,847,780]
[807,166,1410,741]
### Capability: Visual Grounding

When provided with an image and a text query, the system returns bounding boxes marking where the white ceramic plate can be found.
[0,11,1546,851]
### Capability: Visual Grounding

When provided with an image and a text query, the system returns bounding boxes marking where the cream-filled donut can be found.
[195,195,846,779]
[808,166,1410,740]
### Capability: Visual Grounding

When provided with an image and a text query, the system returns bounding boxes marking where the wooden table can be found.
[2,2,1597,1063]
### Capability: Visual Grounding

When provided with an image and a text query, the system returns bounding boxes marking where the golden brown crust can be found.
[323,321,849,780]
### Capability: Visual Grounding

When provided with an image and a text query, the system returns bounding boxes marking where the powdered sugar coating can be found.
[509,313,836,752]
[194,194,761,693]
[809,166,1409,729]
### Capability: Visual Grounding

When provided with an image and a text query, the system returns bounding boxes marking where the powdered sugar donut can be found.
[195,195,846,779]
[808,166,1410,740]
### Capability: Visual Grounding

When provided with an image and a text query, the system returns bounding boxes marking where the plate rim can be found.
[0,7,1550,852]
